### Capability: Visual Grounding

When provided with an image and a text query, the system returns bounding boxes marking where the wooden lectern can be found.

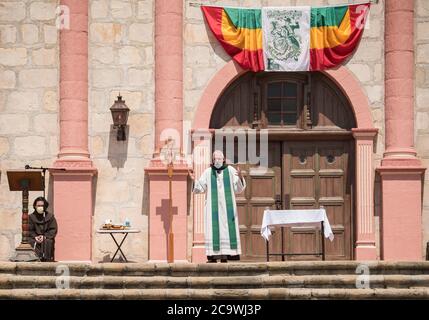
[7,169,44,262]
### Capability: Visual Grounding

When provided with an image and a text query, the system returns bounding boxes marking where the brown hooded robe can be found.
[29,211,58,261]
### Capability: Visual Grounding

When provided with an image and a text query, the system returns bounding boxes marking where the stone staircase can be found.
[1,261,429,299]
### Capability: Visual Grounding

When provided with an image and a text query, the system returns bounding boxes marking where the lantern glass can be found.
[110,95,130,127]
[111,109,128,127]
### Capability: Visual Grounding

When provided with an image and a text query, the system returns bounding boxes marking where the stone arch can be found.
[192,60,375,130]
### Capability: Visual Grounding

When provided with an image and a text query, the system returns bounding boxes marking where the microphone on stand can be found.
[24,165,67,198]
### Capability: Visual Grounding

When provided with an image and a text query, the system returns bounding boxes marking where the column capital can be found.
[352,128,378,139]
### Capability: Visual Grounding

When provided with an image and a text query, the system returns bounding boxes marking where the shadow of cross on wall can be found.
[156,198,179,236]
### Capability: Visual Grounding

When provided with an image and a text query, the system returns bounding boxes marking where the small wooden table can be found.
[96,229,140,262]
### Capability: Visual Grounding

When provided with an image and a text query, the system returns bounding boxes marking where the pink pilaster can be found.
[191,130,212,262]
[145,0,187,262]
[377,0,425,260]
[52,0,96,262]
[352,129,378,260]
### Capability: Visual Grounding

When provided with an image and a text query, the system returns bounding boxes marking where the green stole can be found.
[210,165,237,251]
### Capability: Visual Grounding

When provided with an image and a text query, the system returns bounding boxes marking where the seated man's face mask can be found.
[36,205,44,214]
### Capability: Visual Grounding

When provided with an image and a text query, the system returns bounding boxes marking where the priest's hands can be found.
[188,168,195,181]
[236,166,243,179]
[35,235,44,243]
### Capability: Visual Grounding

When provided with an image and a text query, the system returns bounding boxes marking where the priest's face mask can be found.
[212,151,225,169]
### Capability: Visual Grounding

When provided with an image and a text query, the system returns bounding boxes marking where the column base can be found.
[355,242,377,260]
[377,165,426,261]
[147,260,191,263]
[383,147,417,158]
[145,158,190,262]
[51,160,97,262]
[192,237,206,263]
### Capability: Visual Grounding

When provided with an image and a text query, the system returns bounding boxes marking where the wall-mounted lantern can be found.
[110,94,130,141]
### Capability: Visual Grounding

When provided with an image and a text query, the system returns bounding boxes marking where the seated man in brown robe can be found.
[29,196,58,262]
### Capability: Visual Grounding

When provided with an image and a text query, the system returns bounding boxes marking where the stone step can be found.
[1,274,429,289]
[1,261,429,277]
[0,288,428,300]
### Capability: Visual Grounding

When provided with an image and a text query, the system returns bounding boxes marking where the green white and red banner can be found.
[201,3,370,72]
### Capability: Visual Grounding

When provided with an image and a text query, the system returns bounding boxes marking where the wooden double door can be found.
[236,139,354,261]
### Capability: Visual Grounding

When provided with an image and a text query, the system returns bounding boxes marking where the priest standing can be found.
[189,150,246,263]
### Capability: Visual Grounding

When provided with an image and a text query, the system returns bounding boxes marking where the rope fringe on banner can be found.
[189,1,378,8]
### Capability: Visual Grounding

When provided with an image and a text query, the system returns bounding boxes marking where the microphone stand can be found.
[24,165,66,198]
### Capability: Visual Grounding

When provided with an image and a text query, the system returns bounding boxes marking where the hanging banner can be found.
[201,2,371,72]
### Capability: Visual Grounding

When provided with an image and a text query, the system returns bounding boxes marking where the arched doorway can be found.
[208,71,356,261]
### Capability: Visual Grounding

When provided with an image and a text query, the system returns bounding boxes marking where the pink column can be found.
[377,0,426,261]
[154,0,183,155]
[52,0,97,262]
[383,0,417,160]
[352,129,378,260]
[144,0,188,261]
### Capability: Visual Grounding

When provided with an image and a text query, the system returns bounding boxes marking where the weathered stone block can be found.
[127,68,152,86]
[129,23,153,43]
[7,91,39,111]
[30,2,57,21]
[0,2,26,22]
[91,0,109,19]
[118,46,142,65]
[0,70,16,89]
[0,114,30,134]
[111,0,133,19]
[32,48,56,66]
[22,24,39,44]
[33,114,58,134]
[44,25,57,44]
[0,25,17,44]
[0,48,27,66]
[43,90,58,112]
[137,1,153,21]
[14,136,47,157]
[93,47,115,64]
[90,23,123,43]
[19,69,58,88]
[92,68,123,88]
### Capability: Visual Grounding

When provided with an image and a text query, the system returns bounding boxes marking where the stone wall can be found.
[88,0,154,262]
[416,0,429,259]
[0,0,59,260]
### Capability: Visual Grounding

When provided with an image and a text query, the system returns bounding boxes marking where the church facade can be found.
[0,0,429,263]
